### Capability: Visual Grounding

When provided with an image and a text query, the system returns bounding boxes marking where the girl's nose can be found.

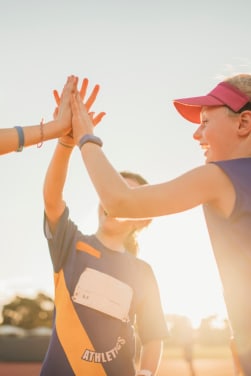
[193,125,202,140]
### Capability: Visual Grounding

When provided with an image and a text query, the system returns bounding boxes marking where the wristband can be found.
[14,126,24,152]
[78,134,103,150]
[137,371,152,376]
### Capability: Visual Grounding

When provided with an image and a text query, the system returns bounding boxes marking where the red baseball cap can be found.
[173,81,251,124]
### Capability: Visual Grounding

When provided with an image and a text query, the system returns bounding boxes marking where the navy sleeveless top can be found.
[204,158,251,338]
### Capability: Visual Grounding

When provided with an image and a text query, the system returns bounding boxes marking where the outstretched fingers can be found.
[54,76,78,134]
[54,75,78,106]
[90,111,106,126]
[84,84,100,112]
[62,75,78,99]
[57,77,103,122]
[53,90,60,106]
[71,78,106,140]
[79,78,88,101]
[81,79,106,124]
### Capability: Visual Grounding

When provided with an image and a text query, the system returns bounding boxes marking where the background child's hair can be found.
[120,171,150,256]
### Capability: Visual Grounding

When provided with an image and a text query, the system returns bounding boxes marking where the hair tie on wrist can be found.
[37,118,44,148]
[14,126,24,152]
[78,134,103,150]
[58,141,74,149]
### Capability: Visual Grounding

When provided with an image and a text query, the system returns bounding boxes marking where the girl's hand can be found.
[58,133,75,148]
[54,75,78,136]
[71,91,97,144]
[54,77,105,131]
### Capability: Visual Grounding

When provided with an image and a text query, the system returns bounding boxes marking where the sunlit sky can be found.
[0,0,250,327]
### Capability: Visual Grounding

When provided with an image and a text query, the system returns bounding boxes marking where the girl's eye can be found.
[201,120,208,127]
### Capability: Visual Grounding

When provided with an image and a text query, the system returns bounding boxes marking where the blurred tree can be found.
[198,315,230,346]
[1,292,54,329]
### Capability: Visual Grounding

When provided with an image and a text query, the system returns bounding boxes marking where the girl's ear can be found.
[238,111,251,136]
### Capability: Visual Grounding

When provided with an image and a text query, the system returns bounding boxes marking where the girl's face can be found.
[193,106,240,163]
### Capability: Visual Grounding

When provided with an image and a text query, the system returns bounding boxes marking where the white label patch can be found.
[72,268,133,322]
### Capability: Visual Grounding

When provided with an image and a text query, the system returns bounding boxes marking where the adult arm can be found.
[0,76,75,155]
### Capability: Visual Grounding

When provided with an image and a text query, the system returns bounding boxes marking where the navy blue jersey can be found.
[40,207,168,376]
[204,158,251,375]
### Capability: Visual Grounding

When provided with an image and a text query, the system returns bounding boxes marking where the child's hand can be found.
[71,92,95,143]
[53,77,105,130]
[58,133,75,148]
[54,75,78,136]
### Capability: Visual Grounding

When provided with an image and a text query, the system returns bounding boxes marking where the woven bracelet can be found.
[37,118,44,148]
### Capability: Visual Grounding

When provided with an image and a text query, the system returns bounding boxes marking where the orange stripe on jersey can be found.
[54,270,106,375]
[76,241,101,258]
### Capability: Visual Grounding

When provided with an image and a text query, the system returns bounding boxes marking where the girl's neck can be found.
[95,231,126,253]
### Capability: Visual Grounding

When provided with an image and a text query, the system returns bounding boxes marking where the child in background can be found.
[41,78,168,376]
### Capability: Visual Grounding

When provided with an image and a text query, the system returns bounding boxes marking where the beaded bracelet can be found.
[37,118,44,148]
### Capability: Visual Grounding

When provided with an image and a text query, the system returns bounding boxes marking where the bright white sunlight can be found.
[0,1,249,375]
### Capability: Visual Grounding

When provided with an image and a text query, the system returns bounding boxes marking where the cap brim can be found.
[173,96,224,124]
[173,81,251,124]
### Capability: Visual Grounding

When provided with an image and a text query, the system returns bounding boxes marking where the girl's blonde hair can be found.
[120,171,150,256]
[225,74,251,100]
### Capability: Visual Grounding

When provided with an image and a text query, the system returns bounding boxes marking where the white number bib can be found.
[72,268,133,322]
